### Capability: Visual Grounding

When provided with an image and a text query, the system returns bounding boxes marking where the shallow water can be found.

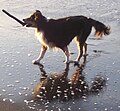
[0,0,120,111]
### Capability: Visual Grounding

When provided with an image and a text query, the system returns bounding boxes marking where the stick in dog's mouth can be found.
[2,9,27,26]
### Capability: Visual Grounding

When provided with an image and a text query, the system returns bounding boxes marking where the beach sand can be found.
[0,0,120,111]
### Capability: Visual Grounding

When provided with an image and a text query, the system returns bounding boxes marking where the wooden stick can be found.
[2,9,26,26]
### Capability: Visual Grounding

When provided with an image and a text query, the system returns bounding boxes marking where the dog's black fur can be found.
[23,10,110,64]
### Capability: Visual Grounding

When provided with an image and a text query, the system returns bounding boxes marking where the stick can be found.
[2,9,26,26]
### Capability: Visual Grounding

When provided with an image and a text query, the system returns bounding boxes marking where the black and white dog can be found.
[23,10,110,64]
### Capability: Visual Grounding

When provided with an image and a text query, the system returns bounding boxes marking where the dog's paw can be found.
[74,61,79,67]
[63,60,70,64]
[83,53,88,57]
[32,60,40,65]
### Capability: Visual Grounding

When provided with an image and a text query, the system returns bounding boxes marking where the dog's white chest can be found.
[35,30,54,48]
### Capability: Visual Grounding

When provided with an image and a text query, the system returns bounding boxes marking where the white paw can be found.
[32,59,40,64]
[64,60,70,64]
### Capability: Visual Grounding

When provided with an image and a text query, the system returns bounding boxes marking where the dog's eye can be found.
[30,15,35,20]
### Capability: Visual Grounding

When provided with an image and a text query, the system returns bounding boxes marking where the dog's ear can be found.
[35,10,42,20]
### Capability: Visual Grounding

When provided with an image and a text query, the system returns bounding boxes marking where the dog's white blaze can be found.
[35,29,55,48]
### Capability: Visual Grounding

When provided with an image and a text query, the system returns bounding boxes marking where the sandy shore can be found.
[0,0,120,111]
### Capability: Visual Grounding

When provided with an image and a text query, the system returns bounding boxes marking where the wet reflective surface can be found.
[33,60,107,101]
[0,0,120,111]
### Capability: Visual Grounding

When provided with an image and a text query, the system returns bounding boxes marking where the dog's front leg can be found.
[62,46,70,64]
[32,45,47,64]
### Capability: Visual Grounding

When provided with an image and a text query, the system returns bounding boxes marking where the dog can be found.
[23,10,110,65]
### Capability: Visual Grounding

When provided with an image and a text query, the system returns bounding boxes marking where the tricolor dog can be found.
[23,10,110,65]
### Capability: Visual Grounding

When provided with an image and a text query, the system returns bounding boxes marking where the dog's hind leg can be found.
[32,45,47,64]
[62,46,70,64]
[74,37,82,62]
[75,42,88,65]
[83,42,88,64]
[83,42,87,56]
[76,42,84,62]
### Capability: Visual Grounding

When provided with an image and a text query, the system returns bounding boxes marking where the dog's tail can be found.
[89,18,110,38]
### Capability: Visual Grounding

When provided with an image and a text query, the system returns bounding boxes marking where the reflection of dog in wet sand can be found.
[23,10,110,65]
[33,61,106,100]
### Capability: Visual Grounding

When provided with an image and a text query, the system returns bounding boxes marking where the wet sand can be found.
[0,0,120,111]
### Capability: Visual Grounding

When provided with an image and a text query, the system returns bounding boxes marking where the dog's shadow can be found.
[33,56,106,101]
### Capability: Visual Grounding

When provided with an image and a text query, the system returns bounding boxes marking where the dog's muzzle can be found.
[23,19,31,27]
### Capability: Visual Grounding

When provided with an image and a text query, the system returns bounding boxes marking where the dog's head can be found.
[23,10,42,27]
